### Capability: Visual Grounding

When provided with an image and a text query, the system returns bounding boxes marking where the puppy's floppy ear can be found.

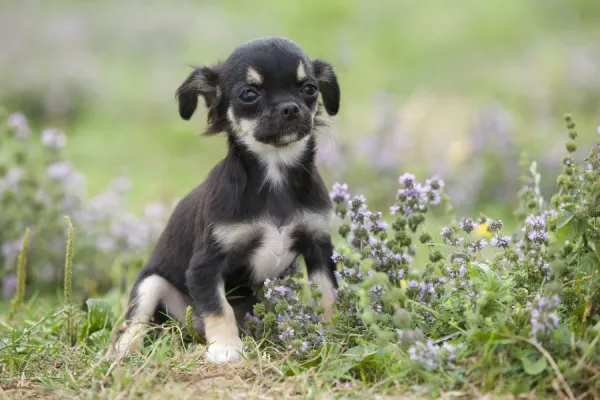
[175,64,225,133]
[312,59,340,116]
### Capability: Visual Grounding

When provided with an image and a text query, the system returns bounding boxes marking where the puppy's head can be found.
[176,37,340,149]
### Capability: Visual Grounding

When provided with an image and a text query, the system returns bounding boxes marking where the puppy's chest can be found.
[250,221,298,282]
[214,212,331,283]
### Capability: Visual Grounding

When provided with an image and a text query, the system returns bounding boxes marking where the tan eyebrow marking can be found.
[246,67,263,85]
[296,61,307,81]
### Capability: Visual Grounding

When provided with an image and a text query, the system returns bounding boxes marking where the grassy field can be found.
[2,1,600,399]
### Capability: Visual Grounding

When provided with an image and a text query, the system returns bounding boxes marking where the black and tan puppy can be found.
[113,36,341,363]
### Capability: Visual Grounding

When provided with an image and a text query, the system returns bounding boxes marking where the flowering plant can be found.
[243,114,600,396]
[0,111,169,299]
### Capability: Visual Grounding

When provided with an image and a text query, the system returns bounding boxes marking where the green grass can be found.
[0,293,542,400]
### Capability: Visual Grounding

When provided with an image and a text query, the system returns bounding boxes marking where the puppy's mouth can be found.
[273,133,304,148]
[257,124,312,148]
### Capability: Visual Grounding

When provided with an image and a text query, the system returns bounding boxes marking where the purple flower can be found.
[426,176,444,190]
[144,202,167,220]
[528,294,561,339]
[527,230,549,244]
[2,239,23,261]
[522,214,549,245]
[459,217,475,233]
[41,128,67,149]
[468,239,487,253]
[63,172,87,199]
[2,274,18,300]
[397,186,427,205]
[253,275,324,353]
[96,236,116,252]
[525,215,546,230]
[368,284,385,298]
[367,212,388,234]
[348,195,367,214]
[47,161,73,181]
[491,235,511,248]
[395,173,442,217]
[440,227,461,246]
[274,285,294,299]
[408,340,459,370]
[398,173,416,187]
[7,112,30,139]
[331,251,344,264]
[0,167,24,192]
[278,326,295,341]
[444,253,469,279]
[110,177,132,194]
[329,182,350,204]
[390,269,406,281]
[488,219,504,232]
[109,213,153,251]
[541,263,552,278]
[425,176,444,205]
[300,341,309,353]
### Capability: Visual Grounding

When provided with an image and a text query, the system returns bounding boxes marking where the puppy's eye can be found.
[239,89,259,103]
[302,84,318,96]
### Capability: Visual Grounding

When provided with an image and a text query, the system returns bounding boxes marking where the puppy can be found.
[113,36,341,364]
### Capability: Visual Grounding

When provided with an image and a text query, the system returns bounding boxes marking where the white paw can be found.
[204,339,244,364]
[111,324,145,360]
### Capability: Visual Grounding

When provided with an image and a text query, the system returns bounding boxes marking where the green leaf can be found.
[589,239,600,266]
[82,298,113,338]
[468,262,491,281]
[579,252,599,273]
[555,212,574,229]
[572,217,589,240]
[520,355,548,376]
[342,344,377,360]
[468,262,504,289]
[556,215,588,244]
[470,330,516,345]
[556,222,571,243]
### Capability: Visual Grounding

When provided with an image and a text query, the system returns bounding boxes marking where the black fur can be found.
[123,36,341,346]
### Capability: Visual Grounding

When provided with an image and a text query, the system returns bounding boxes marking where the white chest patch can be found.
[213,211,333,283]
[249,222,298,283]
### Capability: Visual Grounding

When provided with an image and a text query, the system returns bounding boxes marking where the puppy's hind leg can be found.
[113,274,191,359]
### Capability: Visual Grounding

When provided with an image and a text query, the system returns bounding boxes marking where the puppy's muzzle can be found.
[254,101,312,147]
[277,101,300,121]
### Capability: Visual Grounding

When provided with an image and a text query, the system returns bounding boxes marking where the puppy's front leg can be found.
[186,250,243,364]
[303,236,338,322]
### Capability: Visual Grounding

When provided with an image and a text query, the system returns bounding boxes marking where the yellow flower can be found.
[474,221,493,239]
[400,279,408,289]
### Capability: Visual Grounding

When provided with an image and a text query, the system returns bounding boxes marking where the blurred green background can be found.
[2,0,600,215]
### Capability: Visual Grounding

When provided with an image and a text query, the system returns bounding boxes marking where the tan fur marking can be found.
[296,61,307,81]
[246,67,263,85]
[203,285,244,363]
[310,270,335,321]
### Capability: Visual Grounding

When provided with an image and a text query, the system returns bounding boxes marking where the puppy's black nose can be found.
[277,102,300,120]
